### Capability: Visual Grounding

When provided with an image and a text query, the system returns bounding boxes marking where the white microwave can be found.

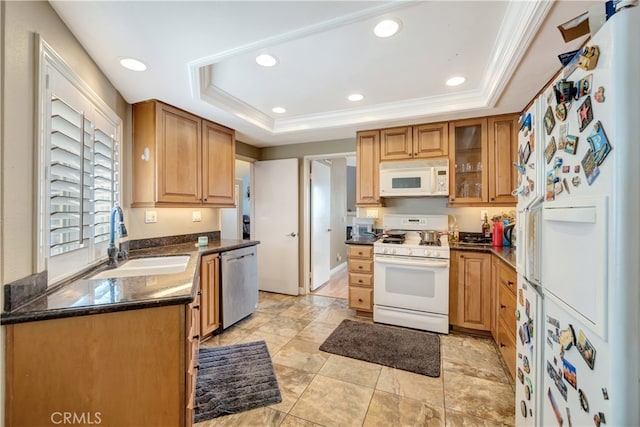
[379,159,449,197]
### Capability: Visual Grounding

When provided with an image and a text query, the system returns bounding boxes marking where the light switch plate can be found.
[192,211,202,222]
[145,211,157,224]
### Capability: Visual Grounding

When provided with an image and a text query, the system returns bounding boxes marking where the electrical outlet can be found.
[192,211,201,222]
[144,211,157,224]
[480,210,489,221]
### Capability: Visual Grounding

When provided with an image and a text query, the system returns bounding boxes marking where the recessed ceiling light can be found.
[446,76,466,87]
[348,93,364,102]
[256,54,278,67]
[119,58,147,72]
[374,19,401,38]
[272,107,286,114]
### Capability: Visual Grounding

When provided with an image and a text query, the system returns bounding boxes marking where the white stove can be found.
[373,214,450,334]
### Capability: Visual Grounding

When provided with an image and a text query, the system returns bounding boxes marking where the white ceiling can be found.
[50,1,595,147]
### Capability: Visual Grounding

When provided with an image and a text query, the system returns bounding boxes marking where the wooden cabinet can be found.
[200,253,220,339]
[448,114,518,206]
[356,130,381,206]
[448,118,489,205]
[380,124,448,161]
[186,291,200,425]
[5,305,194,426]
[487,115,518,204]
[347,244,374,315]
[132,100,235,207]
[494,256,517,380]
[449,250,492,331]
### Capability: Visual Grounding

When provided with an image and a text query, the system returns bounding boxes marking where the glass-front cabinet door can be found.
[448,118,488,205]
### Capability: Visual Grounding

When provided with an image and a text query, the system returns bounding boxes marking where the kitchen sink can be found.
[89,255,191,279]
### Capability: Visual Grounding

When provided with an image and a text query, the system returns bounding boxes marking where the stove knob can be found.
[382,247,388,254]
[407,249,412,255]
[391,248,396,254]
[433,251,440,257]
[424,249,430,256]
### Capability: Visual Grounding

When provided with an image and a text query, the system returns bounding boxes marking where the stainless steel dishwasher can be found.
[221,245,258,329]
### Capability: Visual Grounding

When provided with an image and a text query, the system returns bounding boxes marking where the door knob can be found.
[287,232,297,237]
[327,228,332,232]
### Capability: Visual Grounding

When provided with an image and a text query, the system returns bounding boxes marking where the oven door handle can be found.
[375,256,449,269]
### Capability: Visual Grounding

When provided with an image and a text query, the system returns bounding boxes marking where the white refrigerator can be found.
[537,5,640,427]
[515,94,545,425]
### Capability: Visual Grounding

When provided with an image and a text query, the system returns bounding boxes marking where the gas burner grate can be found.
[381,237,405,244]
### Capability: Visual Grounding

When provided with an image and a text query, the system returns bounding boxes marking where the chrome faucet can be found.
[107,205,128,266]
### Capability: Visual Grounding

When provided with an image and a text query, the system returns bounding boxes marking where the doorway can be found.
[221,159,252,240]
[303,153,356,299]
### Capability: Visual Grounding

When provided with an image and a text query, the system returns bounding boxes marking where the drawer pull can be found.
[358,279,363,283]
[358,265,363,269]
[358,298,363,302]
[358,251,363,255]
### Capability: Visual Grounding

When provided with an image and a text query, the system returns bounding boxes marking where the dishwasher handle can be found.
[224,252,255,263]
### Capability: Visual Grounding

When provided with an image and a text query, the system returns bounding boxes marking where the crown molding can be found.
[194,1,553,136]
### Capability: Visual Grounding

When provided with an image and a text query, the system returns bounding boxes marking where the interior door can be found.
[311,160,331,290]
[253,159,299,295]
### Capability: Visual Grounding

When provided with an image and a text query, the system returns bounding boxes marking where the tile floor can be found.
[196,292,515,427]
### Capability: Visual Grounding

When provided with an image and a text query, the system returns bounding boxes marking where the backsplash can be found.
[127,231,221,251]
[3,271,47,312]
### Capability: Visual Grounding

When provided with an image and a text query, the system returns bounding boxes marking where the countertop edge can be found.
[1,240,260,325]
[450,244,517,269]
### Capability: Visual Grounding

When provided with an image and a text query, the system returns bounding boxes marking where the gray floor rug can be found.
[319,319,441,377]
[195,340,282,423]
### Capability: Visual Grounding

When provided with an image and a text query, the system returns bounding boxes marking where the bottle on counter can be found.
[482,214,491,238]
[492,216,504,247]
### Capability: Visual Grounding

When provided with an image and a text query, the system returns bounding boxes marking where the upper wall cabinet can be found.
[356,130,382,206]
[448,114,517,206]
[132,100,235,207]
[380,123,448,161]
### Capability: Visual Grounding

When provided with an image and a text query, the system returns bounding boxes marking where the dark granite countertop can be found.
[1,239,259,325]
[344,237,378,245]
[449,243,516,269]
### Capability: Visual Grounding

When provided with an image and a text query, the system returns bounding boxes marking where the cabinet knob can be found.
[500,304,506,309]
[508,281,515,286]
[414,153,418,156]
[204,198,208,201]
[358,279,363,283]
[358,265,363,269]
[450,198,455,202]
[491,197,495,201]
[358,298,363,302]
[499,342,506,348]
[358,251,363,255]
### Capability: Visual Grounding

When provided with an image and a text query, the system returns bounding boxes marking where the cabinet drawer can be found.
[498,263,517,296]
[348,259,373,273]
[498,283,517,331]
[348,245,373,258]
[349,272,373,287]
[498,318,517,380]
[349,287,373,311]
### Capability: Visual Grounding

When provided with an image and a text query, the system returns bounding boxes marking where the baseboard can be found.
[330,262,347,276]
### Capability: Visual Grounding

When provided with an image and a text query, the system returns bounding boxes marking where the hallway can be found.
[311,266,348,299]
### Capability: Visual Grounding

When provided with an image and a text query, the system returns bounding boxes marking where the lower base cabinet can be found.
[5,305,195,427]
[347,244,374,315]
[449,250,492,331]
[494,256,517,381]
[200,253,220,339]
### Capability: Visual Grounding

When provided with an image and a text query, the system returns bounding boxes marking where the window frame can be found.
[36,35,123,286]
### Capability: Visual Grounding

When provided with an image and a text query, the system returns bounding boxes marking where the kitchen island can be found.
[2,238,258,427]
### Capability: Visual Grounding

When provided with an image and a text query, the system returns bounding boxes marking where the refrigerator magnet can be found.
[523,355,531,374]
[525,299,531,317]
[520,400,527,417]
[548,388,564,425]
[598,412,606,424]
[530,132,535,151]
[575,74,593,99]
[545,137,557,164]
[555,103,568,121]
[559,325,576,350]
[525,384,531,401]
[577,45,600,71]
[518,367,525,384]
[523,141,532,164]
[555,375,568,400]
[594,413,604,426]
[587,121,612,166]
[574,165,580,173]
[572,176,582,187]
[562,165,570,173]
[594,86,605,103]
[547,315,560,328]
[544,105,556,135]
[561,357,578,389]
[519,288,525,306]
[579,388,590,411]
[602,387,609,400]
[563,177,571,194]
[576,329,597,369]
[577,96,594,132]
[526,377,533,397]
[555,79,575,104]
[559,123,568,146]
[581,149,601,186]
[565,135,579,155]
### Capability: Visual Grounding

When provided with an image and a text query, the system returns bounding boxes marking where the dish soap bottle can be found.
[482,214,491,239]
